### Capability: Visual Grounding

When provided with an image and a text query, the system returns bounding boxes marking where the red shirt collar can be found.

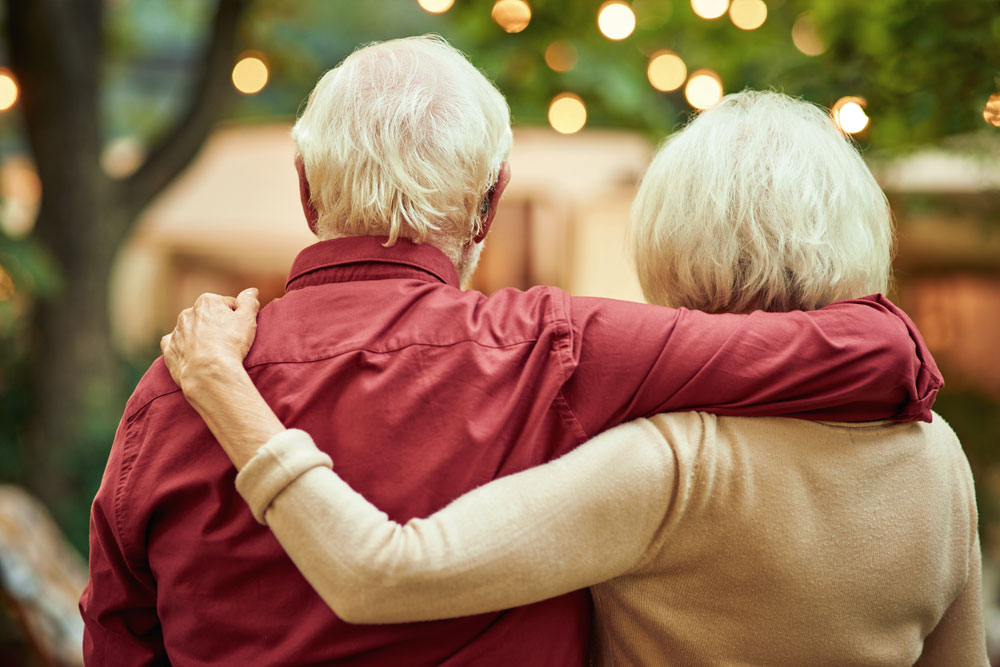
[285,236,461,292]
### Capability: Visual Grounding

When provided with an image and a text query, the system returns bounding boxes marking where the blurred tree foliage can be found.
[0,0,997,552]
[0,222,59,480]
[226,0,1000,149]
[104,0,1000,151]
[1,0,250,551]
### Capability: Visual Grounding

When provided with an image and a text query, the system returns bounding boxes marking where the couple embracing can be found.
[81,36,986,666]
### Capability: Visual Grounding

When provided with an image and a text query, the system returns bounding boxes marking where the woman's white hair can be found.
[292,35,512,258]
[631,90,893,313]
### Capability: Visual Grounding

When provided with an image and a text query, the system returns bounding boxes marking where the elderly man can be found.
[81,36,939,665]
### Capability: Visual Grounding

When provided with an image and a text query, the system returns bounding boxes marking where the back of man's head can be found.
[293,35,512,258]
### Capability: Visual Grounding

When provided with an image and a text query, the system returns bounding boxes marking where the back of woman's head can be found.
[631,90,892,313]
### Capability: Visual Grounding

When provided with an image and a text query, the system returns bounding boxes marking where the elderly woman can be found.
[162,91,986,665]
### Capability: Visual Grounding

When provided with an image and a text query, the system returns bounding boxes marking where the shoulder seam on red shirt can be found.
[547,288,589,444]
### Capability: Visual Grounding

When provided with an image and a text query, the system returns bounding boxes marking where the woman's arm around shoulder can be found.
[238,419,678,624]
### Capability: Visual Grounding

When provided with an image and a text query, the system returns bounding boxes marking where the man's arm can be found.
[80,423,166,666]
[560,294,940,438]
[158,338,676,624]
[228,420,673,624]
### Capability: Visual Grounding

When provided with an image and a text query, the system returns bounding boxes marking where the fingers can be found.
[192,290,258,314]
[236,287,260,315]
[194,292,238,311]
[194,292,218,308]
[161,288,260,388]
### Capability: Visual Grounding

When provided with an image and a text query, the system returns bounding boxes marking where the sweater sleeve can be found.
[234,421,676,624]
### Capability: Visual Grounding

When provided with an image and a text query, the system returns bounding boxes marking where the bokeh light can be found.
[101,136,146,179]
[729,0,767,30]
[832,96,870,134]
[684,69,724,110]
[548,93,587,134]
[0,157,41,237]
[647,51,687,92]
[691,0,729,20]
[0,69,18,112]
[792,14,826,56]
[492,0,532,33]
[984,94,1000,127]
[231,55,269,95]
[0,264,13,301]
[417,0,455,13]
[597,1,637,41]
[544,41,578,72]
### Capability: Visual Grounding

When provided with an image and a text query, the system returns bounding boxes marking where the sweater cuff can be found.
[235,429,332,525]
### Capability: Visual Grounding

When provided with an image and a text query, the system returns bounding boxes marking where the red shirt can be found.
[81,236,940,666]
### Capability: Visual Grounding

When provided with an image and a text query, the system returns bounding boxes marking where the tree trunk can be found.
[28,202,129,533]
[3,0,249,542]
[4,0,121,524]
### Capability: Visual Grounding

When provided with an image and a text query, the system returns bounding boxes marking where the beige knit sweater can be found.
[235,412,987,666]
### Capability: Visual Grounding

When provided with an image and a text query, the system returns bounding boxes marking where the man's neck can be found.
[315,231,474,286]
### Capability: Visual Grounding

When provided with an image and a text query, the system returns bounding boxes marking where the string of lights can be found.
[406,0,1000,137]
[3,3,995,136]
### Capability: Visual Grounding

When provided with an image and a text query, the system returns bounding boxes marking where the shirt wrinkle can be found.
[244,337,546,369]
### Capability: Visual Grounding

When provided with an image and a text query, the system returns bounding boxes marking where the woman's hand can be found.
[160,287,284,470]
[161,288,260,392]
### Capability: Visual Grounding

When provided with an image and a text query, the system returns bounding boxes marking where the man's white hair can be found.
[292,35,512,259]
[631,90,893,313]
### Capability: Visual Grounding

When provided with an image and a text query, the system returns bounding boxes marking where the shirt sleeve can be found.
[235,424,676,624]
[79,419,167,666]
[560,293,940,438]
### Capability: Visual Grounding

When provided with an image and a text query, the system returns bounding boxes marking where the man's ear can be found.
[473,161,511,244]
[295,154,320,235]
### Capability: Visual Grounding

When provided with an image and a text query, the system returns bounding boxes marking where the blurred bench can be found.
[0,485,85,666]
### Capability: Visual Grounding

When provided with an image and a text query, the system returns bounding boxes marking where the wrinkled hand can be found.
[161,288,260,391]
